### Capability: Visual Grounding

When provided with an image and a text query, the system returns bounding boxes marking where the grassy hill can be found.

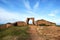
[0,26,30,40]
[0,25,60,40]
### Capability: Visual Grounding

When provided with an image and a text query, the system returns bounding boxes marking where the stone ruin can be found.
[0,23,13,29]
[26,18,35,25]
[13,21,27,26]
[36,19,56,26]
[0,18,56,29]
[5,23,13,28]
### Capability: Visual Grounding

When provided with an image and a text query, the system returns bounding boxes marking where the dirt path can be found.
[28,25,43,40]
[28,25,60,40]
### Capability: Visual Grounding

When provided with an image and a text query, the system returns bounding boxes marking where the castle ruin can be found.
[0,18,56,29]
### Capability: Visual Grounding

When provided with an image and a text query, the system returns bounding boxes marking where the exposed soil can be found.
[28,25,60,40]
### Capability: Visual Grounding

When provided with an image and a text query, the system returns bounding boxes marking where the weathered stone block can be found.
[36,19,56,26]
[14,21,27,26]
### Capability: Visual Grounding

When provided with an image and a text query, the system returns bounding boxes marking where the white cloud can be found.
[47,10,60,24]
[26,11,35,15]
[23,0,31,10]
[23,0,40,19]
[0,8,41,24]
[23,0,40,17]
[52,19,60,25]
[56,19,60,25]
[23,0,39,10]
[0,0,15,8]
[23,0,40,18]
[0,8,27,23]
[0,8,60,24]
[26,10,40,17]
[33,1,39,10]
[48,13,55,17]
[48,10,59,17]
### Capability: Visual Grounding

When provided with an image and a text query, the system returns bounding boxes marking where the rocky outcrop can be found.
[36,19,56,26]
[0,18,57,29]
[14,21,27,26]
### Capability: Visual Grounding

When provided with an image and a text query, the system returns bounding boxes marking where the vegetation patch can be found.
[0,26,30,40]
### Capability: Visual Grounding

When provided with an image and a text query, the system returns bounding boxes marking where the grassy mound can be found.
[0,26,30,40]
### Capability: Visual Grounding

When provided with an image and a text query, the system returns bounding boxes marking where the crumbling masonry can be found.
[0,18,56,29]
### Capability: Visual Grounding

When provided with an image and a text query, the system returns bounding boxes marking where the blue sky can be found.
[0,0,60,24]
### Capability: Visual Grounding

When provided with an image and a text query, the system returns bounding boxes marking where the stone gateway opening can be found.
[29,19,33,24]
[26,18,35,25]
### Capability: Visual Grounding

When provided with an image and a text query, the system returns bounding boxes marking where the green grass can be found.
[0,26,30,40]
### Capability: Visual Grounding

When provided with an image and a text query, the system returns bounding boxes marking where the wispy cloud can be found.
[23,0,40,18]
[23,0,39,10]
[26,10,42,20]
[0,8,27,23]
[23,0,40,19]
[47,9,60,24]
[48,10,59,17]
[26,10,38,16]
[48,13,55,17]
[0,0,12,10]
[23,0,31,10]
[33,1,39,10]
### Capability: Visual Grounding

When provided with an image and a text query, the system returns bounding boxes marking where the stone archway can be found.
[29,19,33,24]
[26,18,35,25]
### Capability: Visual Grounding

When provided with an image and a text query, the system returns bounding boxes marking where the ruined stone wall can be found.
[0,25,8,29]
[36,19,56,26]
[0,18,56,29]
[5,23,13,28]
[0,23,13,29]
[15,21,27,26]
[26,18,35,25]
